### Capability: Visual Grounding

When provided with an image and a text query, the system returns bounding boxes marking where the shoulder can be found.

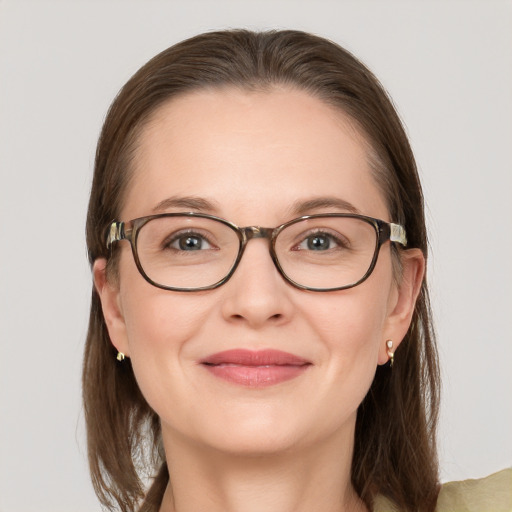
[373,468,512,512]
[436,468,512,512]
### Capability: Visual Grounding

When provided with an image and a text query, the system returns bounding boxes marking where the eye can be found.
[166,231,214,251]
[295,231,346,251]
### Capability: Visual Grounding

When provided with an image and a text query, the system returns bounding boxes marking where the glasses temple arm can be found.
[106,221,125,248]
[389,223,407,247]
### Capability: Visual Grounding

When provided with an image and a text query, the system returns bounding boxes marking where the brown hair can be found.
[84,29,440,512]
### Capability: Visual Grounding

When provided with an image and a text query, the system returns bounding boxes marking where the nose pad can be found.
[220,237,292,328]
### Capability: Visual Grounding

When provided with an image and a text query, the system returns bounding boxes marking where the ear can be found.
[378,248,425,365]
[93,258,130,357]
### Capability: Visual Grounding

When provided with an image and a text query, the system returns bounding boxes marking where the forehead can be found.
[123,87,388,222]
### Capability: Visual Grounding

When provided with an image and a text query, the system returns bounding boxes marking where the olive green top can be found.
[374,468,512,512]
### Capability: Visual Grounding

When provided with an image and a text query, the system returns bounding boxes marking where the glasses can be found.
[106,212,407,292]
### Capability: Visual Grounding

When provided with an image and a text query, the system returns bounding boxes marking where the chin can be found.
[176,404,352,458]
[201,425,305,457]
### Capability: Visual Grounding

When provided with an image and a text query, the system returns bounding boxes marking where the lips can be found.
[200,349,311,387]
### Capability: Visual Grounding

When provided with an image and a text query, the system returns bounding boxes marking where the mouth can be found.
[200,349,312,388]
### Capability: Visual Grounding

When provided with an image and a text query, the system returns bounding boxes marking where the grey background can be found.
[0,1,511,510]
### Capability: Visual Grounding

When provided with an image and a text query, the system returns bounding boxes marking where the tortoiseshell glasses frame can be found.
[106,212,407,292]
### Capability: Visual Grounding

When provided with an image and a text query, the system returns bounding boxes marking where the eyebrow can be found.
[152,195,361,218]
[152,196,221,214]
[288,197,361,216]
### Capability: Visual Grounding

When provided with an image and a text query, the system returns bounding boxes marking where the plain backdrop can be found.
[0,1,511,511]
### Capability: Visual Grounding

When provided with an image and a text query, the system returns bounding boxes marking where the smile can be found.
[200,349,312,387]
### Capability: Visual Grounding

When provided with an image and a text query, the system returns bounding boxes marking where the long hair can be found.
[83,29,440,512]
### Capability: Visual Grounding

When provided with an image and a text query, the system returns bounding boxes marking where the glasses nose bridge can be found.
[240,225,275,243]
[235,225,281,281]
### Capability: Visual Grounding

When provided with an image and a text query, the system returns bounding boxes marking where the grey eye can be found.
[297,233,341,251]
[167,232,214,251]
[306,234,332,250]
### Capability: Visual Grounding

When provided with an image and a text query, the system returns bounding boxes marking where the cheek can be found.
[302,286,389,362]
[123,289,203,349]
[116,257,215,410]
[118,249,208,352]
[122,291,220,426]
[298,268,393,397]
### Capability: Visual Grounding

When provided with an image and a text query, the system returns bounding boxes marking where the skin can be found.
[94,87,424,512]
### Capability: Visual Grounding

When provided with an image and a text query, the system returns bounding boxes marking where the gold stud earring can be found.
[386,340,394,367]
[116,352,125,362]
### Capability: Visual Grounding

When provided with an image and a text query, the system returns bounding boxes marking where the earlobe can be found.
[379,248,425,365]
[93,259,130,357]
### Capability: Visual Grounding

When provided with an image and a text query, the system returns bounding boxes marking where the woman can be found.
[83,30,509,512]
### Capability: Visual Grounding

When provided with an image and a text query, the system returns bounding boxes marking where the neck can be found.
[158,424,367,512]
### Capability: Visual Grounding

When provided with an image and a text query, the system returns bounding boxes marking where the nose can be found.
[220,237,294,329]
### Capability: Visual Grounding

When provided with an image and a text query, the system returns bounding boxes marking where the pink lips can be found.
[201,349,311,387]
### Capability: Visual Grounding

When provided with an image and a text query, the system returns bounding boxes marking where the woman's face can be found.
[95,87,423,455]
